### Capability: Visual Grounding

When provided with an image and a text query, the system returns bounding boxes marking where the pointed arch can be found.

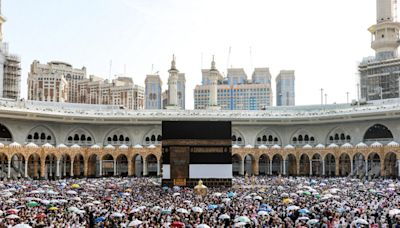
[65,127,96,146]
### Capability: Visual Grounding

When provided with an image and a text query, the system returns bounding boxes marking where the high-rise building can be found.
[27,61,85,102]
[194,60,273,110]
[177,73,186,109]
[276,70,295,106]
[78,76,144,110]
[359,0,400,101]
[0,1,21,100]
[145,74,162,109]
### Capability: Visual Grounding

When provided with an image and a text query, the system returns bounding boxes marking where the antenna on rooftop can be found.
[109,60,112,80]
[249,46,253,70]
[227,46,231,69]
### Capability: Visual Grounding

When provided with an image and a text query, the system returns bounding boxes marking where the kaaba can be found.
[161,121,232,187]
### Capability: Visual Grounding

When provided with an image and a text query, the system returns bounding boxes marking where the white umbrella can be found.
[297,216,310,221]
[307,219,319,225]
[172,193,180,197]
[234,216,251,223]
[281,193,289,198]
[176,208,189,214]
[354,218,369,225]
[6,214,20,219]
[213,192,222,197]
[257,211,269,216]
[128,219,142,227]
[92,200,101,204]
[253,196,263,200]
[234,222,247,227]
[287,205,300,211]
[12,224,31,228]
[192,206,203,213]
[68,207,79,212]
[84,203,94,207]
[112,212,125,218]
[151,206,161,212]
[222,198,231,202]
[66,190,77,195]
[197,224,210,228]
[389,209,400,216]
[72,197,81,201]
[219,214,230,220]
[40,200,50,205]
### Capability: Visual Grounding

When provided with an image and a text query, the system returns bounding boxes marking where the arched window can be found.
[68,136,73,141]
[40,133,46,140]
[107,137,112,142]
[238,137,242,142]
[151,135,156,142]
[87,137,92,142]
[334,134,339,140]
[268,135,273,142]
[34,133,39,140]
[0,124,12,140]
[113,135,118,142]
[125,137,130,142]
[364,124,394,141]
[232,135,237,141]
[304,135,309,142]
[329,136,333,141]
[74,134,79,141]
[293,137,297,142]
[47,136,51,140]
[274,137,278,142]
[257,137,261,142]
[119,135,124,141]
[157,135,162,141]
[346,135,351,141]
[27,134,32,140]
[81,135,86,141]
[340,133,345,140]
[310,137,315,142]
[145,137,150,142]
[262,135,267,141]
[298,135,303,142]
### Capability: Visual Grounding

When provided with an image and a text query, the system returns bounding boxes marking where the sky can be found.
[4,0,377,109]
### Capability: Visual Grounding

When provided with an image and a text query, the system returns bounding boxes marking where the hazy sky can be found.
[5,0,377,109]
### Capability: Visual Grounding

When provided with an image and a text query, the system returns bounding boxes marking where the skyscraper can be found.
[145,74,162,109]
[194,60,273,110]
[276,70,295,106]
[0,1,21,100]
[359,0,400,101]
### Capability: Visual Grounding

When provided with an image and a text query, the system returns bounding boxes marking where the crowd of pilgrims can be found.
[0,176,399,227]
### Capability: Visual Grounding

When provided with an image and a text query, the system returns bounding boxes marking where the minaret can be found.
[208,56,220,110]
[167,54,179,109]
[0,0,5,43]
[369,0,400,60]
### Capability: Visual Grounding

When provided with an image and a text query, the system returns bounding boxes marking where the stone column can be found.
[365,159,368,177]
[269,159,272,175]
[24,160,28,178]
[157,159,161,176]
[83,159,88,177]
[398,159,400,177]
[63,160,66,177]
[40,159,46,179]
[113,159,117,176]
[56,159,60,178]
[322,160,325,176]
[283,159,286,176]
[350,159,354,174]
[70,160,74,177]
[7,159,11,179]
[309,160,313,176]
[335,160,339,176]
[252,158,259,176]
[239,158,245,176]
[127,159,133,176]
[296,160,300,176]
[143,158,148,176]
[99,159,103,177]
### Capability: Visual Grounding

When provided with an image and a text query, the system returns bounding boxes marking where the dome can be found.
[370,141,383,147]
[0,142,5,148]
[258,145,268,149]
[341,143,353,149]
[119,144,128,149]
[355,142,368,148]
[232,144,240,149]
[284,144,295,149]
[315,144,325,149]
[56,144,68,149]
[303,144,312,149]
[244,144,253,149]
[271,144,281,149]
[9,142,21,148]
[133,144,143,149]
[42,143,54,148]
[327,143,338,148]
[387,141,399,147]
[148,144,156,149]
[104,144,115,149]
[90,144,101,149]
[25,142,38,148]
[71,144,81,149]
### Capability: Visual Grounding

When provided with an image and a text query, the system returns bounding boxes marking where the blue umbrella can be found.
[258,207,272,212]
[94,216,106,224]
[162,186,169,190]
[299,209,310,214]
[208,204,218,210]
[227,192,235,198]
